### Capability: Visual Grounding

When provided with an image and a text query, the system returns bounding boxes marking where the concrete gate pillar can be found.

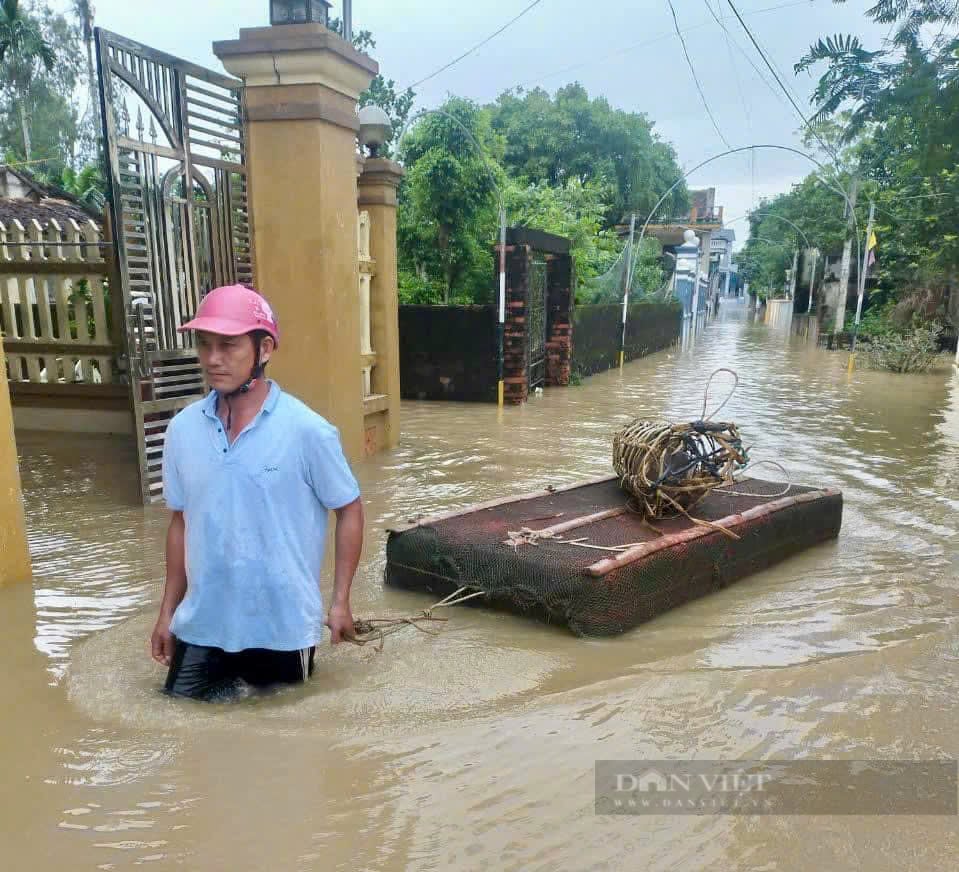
[213,24,378,461]
[357,158,403,452]
[0,336,31,586]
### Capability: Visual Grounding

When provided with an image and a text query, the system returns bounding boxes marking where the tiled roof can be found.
[0,198,101,230]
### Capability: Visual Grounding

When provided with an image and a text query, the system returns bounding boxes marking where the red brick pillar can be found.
[501,242,531,404]
[546,253,573,387]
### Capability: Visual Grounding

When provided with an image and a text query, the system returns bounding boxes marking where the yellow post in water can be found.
[848,353,856,374]
[0,336,32,586]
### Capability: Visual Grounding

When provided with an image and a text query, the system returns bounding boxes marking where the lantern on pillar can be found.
[358,105,392,158]
[270,0,331,26]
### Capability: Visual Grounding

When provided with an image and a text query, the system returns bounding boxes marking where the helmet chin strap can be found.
[220,343,265,433]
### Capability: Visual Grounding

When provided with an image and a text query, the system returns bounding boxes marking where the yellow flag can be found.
[867,231,878,251]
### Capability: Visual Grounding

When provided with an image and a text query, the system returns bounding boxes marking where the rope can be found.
[700,367,739,421]
[345,585,487,651]
[713,459,792,498]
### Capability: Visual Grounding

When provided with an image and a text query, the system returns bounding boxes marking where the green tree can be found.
[488,84,688,226]
[794,1,959,322]
[504,176,619,284]
[72,0,99,152]
[0,0,56,159]
[397,97,503,304]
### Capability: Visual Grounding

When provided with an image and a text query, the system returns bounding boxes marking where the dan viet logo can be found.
[595,760,958,816]
[621,768,772,794]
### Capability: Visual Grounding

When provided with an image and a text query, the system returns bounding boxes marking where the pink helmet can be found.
[178,284,280,347]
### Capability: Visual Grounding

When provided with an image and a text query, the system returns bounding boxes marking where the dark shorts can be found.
[165,639,316,701]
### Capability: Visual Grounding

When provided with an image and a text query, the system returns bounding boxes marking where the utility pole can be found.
[807,249,819,314]
[835,177,858,334]
[851,200,876,349]
[343,0,353,42]
[788,247,799,298]
[619,214,636,369]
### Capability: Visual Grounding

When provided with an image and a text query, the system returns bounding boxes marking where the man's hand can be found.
[325,603,355,645]
[151,615,175,666]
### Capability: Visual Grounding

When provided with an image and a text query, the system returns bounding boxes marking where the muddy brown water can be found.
[2,301,958,870]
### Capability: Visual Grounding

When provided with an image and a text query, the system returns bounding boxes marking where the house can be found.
[710,228,736,296]
[0,165,102,229]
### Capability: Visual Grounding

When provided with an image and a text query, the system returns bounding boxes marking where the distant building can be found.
[710,228,736,296]
[0,165,50,200]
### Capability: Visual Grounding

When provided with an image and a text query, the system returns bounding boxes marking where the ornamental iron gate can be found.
[96,28,253,503]
[528,257,548,390]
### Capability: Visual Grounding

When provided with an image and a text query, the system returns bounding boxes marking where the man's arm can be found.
[151,510,187,665]
[325,497,364,644]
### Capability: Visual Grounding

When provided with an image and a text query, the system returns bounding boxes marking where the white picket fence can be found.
[0,217,114,385]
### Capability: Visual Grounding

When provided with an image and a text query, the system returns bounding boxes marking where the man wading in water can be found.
[150,284,364,700]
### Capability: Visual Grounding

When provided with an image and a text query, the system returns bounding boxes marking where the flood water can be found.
[3,300,958,870]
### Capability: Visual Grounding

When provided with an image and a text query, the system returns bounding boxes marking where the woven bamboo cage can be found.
[612,369,748,518]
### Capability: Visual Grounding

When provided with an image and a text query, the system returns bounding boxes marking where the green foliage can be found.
[37,161,105,210]
[0,0,54,68]
[577,237,664,305]
[487,84,688,225]
[504,176,619,283]
[792,0,959,331]
[397,97,503,304]
[0,0,76,162]
[398,270,456,305]
[856,299,897,337]
[860,319,943,373]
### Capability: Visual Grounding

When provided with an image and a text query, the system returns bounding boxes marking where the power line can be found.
[708,0,751,131]
[723,0,837,160]
[404,0,547,91]
[702,0,787,116]
[514,0,808,93]
[666,0,731,149]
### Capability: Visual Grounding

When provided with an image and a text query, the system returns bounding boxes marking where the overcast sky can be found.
[62,0,887,243]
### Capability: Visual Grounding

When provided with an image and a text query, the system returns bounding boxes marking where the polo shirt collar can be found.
[201,379,281,420]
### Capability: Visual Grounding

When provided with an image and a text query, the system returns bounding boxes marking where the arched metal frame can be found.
[620,145,862,363]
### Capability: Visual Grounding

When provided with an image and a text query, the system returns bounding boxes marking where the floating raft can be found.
[385,476,843,636]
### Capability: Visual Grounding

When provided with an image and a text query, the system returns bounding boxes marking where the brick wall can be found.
[502,243,531,404]
[398,305,498,401]
[572,302,682,377]
[545,253,573,387]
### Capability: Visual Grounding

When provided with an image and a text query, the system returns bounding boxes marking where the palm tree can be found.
[0,0,56,160]
[72,1,99,144]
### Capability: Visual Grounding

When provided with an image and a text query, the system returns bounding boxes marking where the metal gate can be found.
[528,257,548,390]
[95,28,253,503]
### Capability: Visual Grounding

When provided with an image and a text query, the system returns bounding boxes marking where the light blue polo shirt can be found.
[161,380,361,652]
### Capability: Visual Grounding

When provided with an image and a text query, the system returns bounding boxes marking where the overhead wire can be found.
[512,0,809,93]
[703,0,759,204]
[707,0,752,131]
[666,0,732,149]
[723,0,838,161]
[403,0,547,91]
[701,0,788,115]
